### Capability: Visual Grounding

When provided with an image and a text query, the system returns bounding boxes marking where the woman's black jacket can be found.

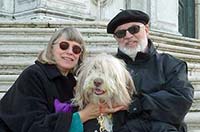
[0,61,76,132]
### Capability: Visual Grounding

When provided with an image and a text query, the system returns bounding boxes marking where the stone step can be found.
[185,112,200,132]
[155,42,200,56]
[150,31,200,49]
[0,22,200,131]
[0,52,200,75]
[0,36,199,53]
[0,38,200,63]
[0,74,199,131]
[0,28,108,37]
[0,37,115,44]
[1,74,199,91]
[0,21,108,28]
[0,53,199,66]
[157,50,200,63]
[2,27,200,49]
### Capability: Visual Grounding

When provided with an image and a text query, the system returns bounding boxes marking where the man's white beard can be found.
[119,38,148,61]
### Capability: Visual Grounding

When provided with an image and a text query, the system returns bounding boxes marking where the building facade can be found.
[0,0,199,38]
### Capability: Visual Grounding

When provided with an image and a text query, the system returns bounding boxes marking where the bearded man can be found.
[107,9,194,132]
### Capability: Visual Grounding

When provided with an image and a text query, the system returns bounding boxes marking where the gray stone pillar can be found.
[0,0,14,20]
[196,0,200,39]
[89,0,126,20]
[7,0,93,21]
[150,0,180,35]
[122,0,180,35]
[128,0,150,12]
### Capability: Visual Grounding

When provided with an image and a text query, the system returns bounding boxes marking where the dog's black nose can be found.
[93,78,103,87]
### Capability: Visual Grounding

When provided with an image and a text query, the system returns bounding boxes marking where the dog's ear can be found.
[72,73,86,109]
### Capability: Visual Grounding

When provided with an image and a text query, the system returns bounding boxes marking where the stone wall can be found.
[1,0,197,37]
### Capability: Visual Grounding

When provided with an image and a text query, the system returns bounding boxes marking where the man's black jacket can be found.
[115,39,194,131]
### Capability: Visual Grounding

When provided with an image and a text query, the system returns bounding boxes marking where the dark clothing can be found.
[115,39,194,132]
[115,119,180,132]
[84,111,128,132]
[0,61,76,132]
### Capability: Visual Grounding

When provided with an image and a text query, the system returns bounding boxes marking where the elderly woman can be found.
[0,27,122,132]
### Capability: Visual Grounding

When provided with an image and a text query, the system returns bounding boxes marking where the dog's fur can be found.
[73,53,136,132]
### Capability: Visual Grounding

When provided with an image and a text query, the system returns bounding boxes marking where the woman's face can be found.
[52,35,82,75]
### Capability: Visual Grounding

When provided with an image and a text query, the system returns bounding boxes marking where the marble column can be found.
[89,0,126,20]
[150,0,180,35]
[11,0,93,21]
[119,0,180,35]
[0,0,14,20]
[128,0,150,13]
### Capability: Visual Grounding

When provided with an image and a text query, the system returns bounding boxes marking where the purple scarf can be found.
[54,99,73,113]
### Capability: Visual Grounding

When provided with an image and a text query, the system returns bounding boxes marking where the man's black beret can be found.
[107,10,150,34]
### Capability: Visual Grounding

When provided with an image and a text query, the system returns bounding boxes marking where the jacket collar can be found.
[116,39,157,64]
[35,61,66,80]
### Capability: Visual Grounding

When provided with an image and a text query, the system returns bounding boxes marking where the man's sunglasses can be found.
[114,25,144,39]
[58,41,82,54]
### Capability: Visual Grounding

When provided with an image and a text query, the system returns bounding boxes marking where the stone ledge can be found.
[0,21,108,28]
[185,112,200,124]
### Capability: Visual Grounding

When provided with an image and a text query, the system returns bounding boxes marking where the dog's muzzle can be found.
[93,78,106,95]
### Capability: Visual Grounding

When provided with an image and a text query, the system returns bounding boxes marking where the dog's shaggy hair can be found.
[73,53,136,132]
[73,53,135,109]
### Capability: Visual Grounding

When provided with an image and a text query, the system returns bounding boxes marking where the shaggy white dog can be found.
[73,53,136,132]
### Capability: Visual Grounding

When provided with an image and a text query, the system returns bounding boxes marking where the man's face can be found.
[114,22,149,59]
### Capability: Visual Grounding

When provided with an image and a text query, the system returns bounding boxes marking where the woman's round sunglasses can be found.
[57,41,82,54]
[114,25,144,39]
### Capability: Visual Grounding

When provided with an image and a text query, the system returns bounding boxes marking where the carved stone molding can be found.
[91,0,112,7]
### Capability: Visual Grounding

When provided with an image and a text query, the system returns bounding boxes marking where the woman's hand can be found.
[78,103,100,123]
[78,103,128,123]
